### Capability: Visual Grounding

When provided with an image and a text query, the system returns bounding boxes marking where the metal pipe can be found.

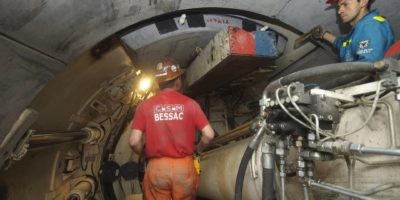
[30,126,103,148]
[30,130,88,147]
[300,150,334,161]
[362,101,397,148]
[318,141,400,157]
[303,184,310,200]
[350,145,400,156]
[279,156,286,200]
[308,179,375,200]
[379,101,397,148]
[65,177,95,200]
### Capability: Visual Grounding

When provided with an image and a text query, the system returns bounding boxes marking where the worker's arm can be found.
[129,129,144,154]
[197,124,215,153]
[310,25,337,44]
[322,31,337,44]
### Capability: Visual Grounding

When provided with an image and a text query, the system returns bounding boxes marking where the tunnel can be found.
[1,0,400,199]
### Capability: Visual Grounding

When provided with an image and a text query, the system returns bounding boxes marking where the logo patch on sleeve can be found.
[359,40,369,49]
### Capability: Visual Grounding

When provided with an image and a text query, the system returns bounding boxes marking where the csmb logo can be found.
[153,104,184,121]
[359,40,369,49]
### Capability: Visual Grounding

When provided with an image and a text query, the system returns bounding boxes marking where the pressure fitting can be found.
[81,126,104,145]
[65,176,96,200]
[317,141,353,155]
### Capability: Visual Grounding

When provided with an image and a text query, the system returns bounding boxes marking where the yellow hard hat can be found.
[154,58,184,83]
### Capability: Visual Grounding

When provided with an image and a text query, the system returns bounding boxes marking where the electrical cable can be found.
[287,83,316,126]
[275,88,313,129]
[323,80,383,141]
[361,183,400,196]
[287,83,333,137]
[310,114,320,140]
[80,144,88,171]
[276,87,334,139]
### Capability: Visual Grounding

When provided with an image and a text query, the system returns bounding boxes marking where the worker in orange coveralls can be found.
[129,58,215,200]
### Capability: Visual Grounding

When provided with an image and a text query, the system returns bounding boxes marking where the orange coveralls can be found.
[143,156,199,200]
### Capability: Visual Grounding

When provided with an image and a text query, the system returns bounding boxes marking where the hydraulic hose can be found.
[234,146,255,200]
[279,61,377,85]
[263,61,381,98]
[319,74,372,89]
[262,167,275,200]
[234,125,266,200]
[261,143,275,200]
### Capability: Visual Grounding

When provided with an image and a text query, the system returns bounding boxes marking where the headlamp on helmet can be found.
[154,59,184,83]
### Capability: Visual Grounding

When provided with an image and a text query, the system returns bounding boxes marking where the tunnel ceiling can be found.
[1,0,398,64]
[119,13,280,72]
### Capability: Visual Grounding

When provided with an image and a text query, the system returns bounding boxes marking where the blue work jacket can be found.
[333,9,395,62]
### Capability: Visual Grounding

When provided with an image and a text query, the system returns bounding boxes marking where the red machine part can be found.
[385,41,400,58]
[228,26,256,55]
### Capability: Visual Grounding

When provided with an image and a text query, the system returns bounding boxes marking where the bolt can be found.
[396,90,400,101]
[308,133,316,141]
[295,140,303,147]
[307,171,314,177]
[298,160,306,168]
[328,115,333,120]
[276,149,285,156]
[298,170,305,177]
[335,100,341,106]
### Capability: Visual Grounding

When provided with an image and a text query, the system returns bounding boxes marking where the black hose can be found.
[262,168,275,200]
[280,62,376,86]
[265,62,378,94]
[234,146,254,200]
[322,74,372,90]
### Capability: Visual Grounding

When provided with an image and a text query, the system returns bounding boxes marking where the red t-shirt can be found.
[131,90,209,158]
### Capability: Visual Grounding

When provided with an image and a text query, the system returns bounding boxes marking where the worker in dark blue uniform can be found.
[315,0,394,62]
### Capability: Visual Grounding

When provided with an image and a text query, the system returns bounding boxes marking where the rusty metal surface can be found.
[208,121,252,148]
[184,27,276,96]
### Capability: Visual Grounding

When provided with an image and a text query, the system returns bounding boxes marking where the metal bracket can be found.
[0,109,38,170]
[310,88,355,102]
[9,129,34,161]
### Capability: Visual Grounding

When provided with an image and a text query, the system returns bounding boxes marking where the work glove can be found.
[196,143,204,155]
[310,25,327,40]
